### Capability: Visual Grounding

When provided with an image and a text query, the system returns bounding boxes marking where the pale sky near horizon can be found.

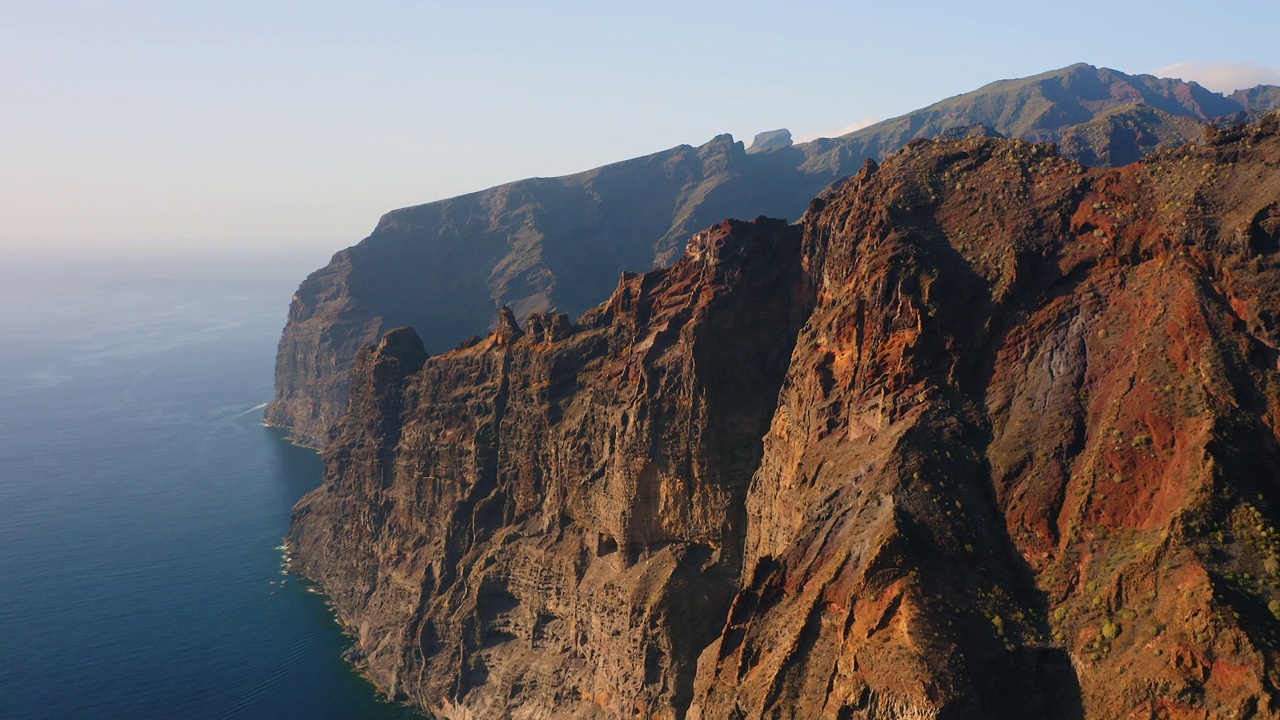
[4,1,1279,258]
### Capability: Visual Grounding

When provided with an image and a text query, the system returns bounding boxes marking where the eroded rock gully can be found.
[291,114,1280,719]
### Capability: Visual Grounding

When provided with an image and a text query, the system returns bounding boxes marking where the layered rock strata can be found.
[269,65,1280,449]
[290,217,809,718]
[294,114,1280,718]
[266,134,853,448]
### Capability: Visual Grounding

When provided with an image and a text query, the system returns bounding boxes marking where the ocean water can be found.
[0,251,422,720]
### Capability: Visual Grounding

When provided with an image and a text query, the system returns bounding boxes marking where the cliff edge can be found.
[290,216,809,717]
[269,65,1280,449]
[292,114,1280,718]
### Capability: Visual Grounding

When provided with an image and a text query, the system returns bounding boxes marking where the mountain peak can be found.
[832,62,1280,165]
[491,305,524,346]
[747,128,793,153]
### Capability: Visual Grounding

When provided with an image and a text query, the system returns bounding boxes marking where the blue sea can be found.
[0,250,422,720]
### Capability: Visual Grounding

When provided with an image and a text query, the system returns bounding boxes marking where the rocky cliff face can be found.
[293,114,1280,718]
[1231,86,1280,115]
[266,135,852,448]
[289,216,810,718]
[691,116,1280,720]
[269,65,1280,449]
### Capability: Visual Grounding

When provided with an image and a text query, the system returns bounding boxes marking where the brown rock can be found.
[269,65,1280,450]
[290,217,808,717]
[294,114,1280,718]
[694,115,1280,718]
[265,134,853,448]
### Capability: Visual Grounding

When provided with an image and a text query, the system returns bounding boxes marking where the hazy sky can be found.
[4,0,1279,256]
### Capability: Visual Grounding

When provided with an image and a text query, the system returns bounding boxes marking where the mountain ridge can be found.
[290,113,1280,718]
[267,63,1280,449]
[834,63,1274,156]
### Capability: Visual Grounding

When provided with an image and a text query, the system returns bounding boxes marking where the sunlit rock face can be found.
[295,115,1280,719]
[268,64,1280,452]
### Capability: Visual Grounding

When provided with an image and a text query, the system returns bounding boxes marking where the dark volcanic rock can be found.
[269,65,1280,450]
[289,217,810,717]
[296,114,1280,718]
[692,114,1280,718]
[266,135,851,448]
[1056,103,1206,166]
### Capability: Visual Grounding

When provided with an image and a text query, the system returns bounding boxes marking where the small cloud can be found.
[795,116,881,143]
[1154,61,1280,93]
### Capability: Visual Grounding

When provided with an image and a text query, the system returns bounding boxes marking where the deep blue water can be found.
[0,252,422,720]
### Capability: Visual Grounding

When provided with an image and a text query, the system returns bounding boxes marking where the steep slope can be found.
[1233,85,1280,114]
[1056,103,1207,167]
[296,114,1280,718]
[838,63,1261,159]
[267,135,852,447]
[269,64,1280,450]
[692,116,1280,718]
[289,217,810,718]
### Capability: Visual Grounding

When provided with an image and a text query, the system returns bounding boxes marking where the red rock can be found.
[294,114,1280,718]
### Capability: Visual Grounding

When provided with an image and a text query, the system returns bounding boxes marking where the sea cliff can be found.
[292,115,1280,717]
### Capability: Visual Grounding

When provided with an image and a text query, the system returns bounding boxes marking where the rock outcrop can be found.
[290,217,810,718]
[269,65,1280,449]
[1233,85,1280,115]
[292,114,1280,718]
[748,129,794,153]
[692,117,1280,720]
[266,134,854,448]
